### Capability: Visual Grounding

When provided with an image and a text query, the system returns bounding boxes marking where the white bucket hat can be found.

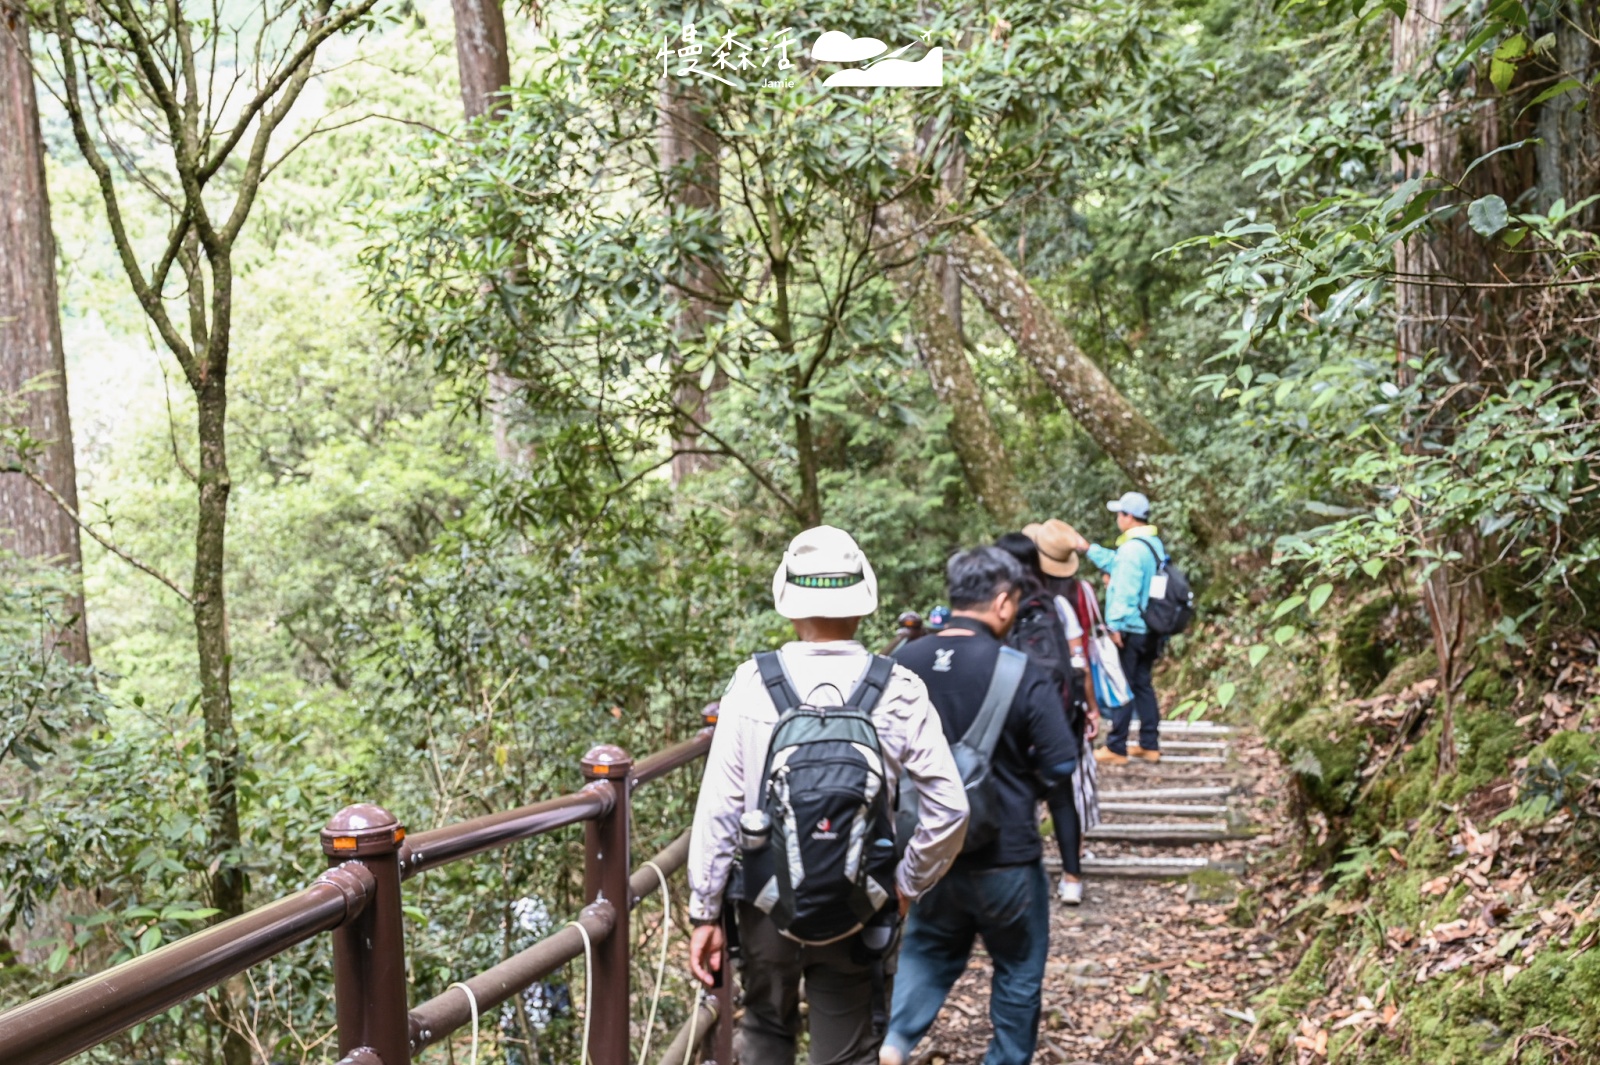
[771,525,879,620]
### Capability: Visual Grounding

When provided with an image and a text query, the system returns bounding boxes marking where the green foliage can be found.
[0,555,104,771]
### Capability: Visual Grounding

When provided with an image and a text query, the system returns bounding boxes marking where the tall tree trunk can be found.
[449,0,522,463]
[659,76,723,482]
[1388,2,1562,773]
[194,376,241,920]
[0,0,88,664]
[946,225,1173,489]
[451,0,511,118]
[905,260,1027,525]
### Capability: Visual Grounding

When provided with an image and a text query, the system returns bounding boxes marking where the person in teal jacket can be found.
[1082,491,1166,765]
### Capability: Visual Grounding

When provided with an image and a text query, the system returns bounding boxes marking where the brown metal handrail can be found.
[0,865,376,1065]
[0,717,727,1065]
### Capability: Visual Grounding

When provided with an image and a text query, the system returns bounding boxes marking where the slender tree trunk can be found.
[659,76,723,482]
[449,0,522,463]
[0,0,88,664]
[905,260,1027,525]
[193,375,241,919]
[946,225,1173,489]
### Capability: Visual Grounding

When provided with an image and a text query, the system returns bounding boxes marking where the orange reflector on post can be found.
[592,764,610,775]
[330,836,358,851]
[393,828,406,844]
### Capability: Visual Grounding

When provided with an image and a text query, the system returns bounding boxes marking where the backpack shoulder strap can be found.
[964,646,1028,757]
[1133,536,1166,571]
[846,654,896,715]
[754,651,802,714]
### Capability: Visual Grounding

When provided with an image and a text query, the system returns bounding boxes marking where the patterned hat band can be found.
[786,570,865,589]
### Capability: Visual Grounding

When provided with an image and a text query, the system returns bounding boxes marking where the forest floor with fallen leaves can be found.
[913,728,1296,1065]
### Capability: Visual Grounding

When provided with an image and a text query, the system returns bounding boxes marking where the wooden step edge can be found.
[1051,855,1211,879]
[1155,740,1230,750]
[1087,822,1229,839]
[1098,802,1229,817]
[1101,786,1232,800]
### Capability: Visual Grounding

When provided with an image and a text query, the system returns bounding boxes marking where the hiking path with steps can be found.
[914,717,1296,1065]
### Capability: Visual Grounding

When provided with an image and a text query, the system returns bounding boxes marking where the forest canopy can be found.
[1,0,1598,1061]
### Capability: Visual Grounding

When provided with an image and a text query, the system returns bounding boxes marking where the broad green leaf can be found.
[1274,624,1296,645]
[1361,558,1386,578]
[1248,644,1270,668]
[1272,594,1306,619]
[1307,583,1334,614]
[1468,195,1509,236]
[1490,58,1516,93]
[1216,681,1236,708]
[139,926,163,954]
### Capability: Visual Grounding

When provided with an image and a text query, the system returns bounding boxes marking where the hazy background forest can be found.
[2,0,1599,1062]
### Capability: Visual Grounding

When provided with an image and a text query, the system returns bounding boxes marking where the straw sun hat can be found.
[1022,519,1082,578]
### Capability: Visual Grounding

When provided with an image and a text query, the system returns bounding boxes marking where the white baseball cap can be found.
[1106,491,1152,520]
[771,526,879,620]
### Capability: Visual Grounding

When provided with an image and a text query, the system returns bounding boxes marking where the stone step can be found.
[1118,754,1228,765]
[1101,786,1232,801]
[1052,854,1212,879]
[1154,740,1230,751]
[1158,721,1235,734]
[1086,822,1230,842]
[1099,801,1229,817]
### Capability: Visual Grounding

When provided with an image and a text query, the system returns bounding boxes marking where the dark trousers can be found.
[884,863,1051,1065]
[1048,790,1081,876]
[1107,631,1161,754]
[736,903,890,1065]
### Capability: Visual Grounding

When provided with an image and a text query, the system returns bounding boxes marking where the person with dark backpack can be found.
[1070,491,1179,767]
[688,526,968,1065]
[881,547,1080,1065]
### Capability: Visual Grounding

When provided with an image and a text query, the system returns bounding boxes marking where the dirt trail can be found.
[915,722,1296,1065]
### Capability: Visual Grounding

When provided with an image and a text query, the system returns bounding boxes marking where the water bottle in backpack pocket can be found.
[742,652,900,946]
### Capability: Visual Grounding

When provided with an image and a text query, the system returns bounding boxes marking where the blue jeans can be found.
[884,862,1050,1065]
[1107,630,1161,754]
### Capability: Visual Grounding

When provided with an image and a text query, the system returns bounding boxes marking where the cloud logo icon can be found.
[811,30,889,63]
[821,47,943,88]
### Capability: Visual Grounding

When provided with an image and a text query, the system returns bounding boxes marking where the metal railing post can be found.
[323,803,410,1065]
[581,744,634,1065]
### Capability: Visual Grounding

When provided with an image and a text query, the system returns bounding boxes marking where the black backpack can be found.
[895,646,1027,856]
[744,653,899,945]
[1008,590,1072,685]
[1134,538,1196,636]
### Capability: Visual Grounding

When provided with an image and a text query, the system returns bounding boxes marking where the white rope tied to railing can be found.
[446,981,480,1065]
[637,860,673,1065]
[570,918,595,1065]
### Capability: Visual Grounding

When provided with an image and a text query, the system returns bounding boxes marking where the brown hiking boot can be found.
[1095,747,1129,766]
[1128,745,1163,763]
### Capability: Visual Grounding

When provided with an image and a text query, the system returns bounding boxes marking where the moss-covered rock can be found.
[1276,703,1368,818]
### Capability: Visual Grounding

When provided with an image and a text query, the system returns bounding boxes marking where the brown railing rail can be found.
[0,716,730,1065]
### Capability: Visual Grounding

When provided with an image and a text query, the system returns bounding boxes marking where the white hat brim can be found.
[771,561,879,619]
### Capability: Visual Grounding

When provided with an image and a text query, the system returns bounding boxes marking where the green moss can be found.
[1442,708,1523,802]
[1338,598,1399,697]
[1277,703,1367,818]
[1373,650,1438,697]
[1526,730,1600,777]
[1186,866,1239,903]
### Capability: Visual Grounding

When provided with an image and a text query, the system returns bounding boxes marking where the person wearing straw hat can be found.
[1022,520,1103,906]
[688,526,969,1065]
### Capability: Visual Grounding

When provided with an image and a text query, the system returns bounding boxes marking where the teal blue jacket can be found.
[1086,528,1164,635]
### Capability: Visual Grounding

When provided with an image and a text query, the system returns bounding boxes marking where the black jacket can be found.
[894,616,1079,868]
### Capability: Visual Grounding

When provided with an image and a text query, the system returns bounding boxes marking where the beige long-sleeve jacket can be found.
[687,640,969,923]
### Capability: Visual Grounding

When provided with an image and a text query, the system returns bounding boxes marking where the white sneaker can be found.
[1057,877,1084,906]
[880,1044,906,1065]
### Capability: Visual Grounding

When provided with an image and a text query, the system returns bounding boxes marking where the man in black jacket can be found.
[882,546,1080,1065]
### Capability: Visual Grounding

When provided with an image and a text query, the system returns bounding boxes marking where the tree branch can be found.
[4,469,193,604]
